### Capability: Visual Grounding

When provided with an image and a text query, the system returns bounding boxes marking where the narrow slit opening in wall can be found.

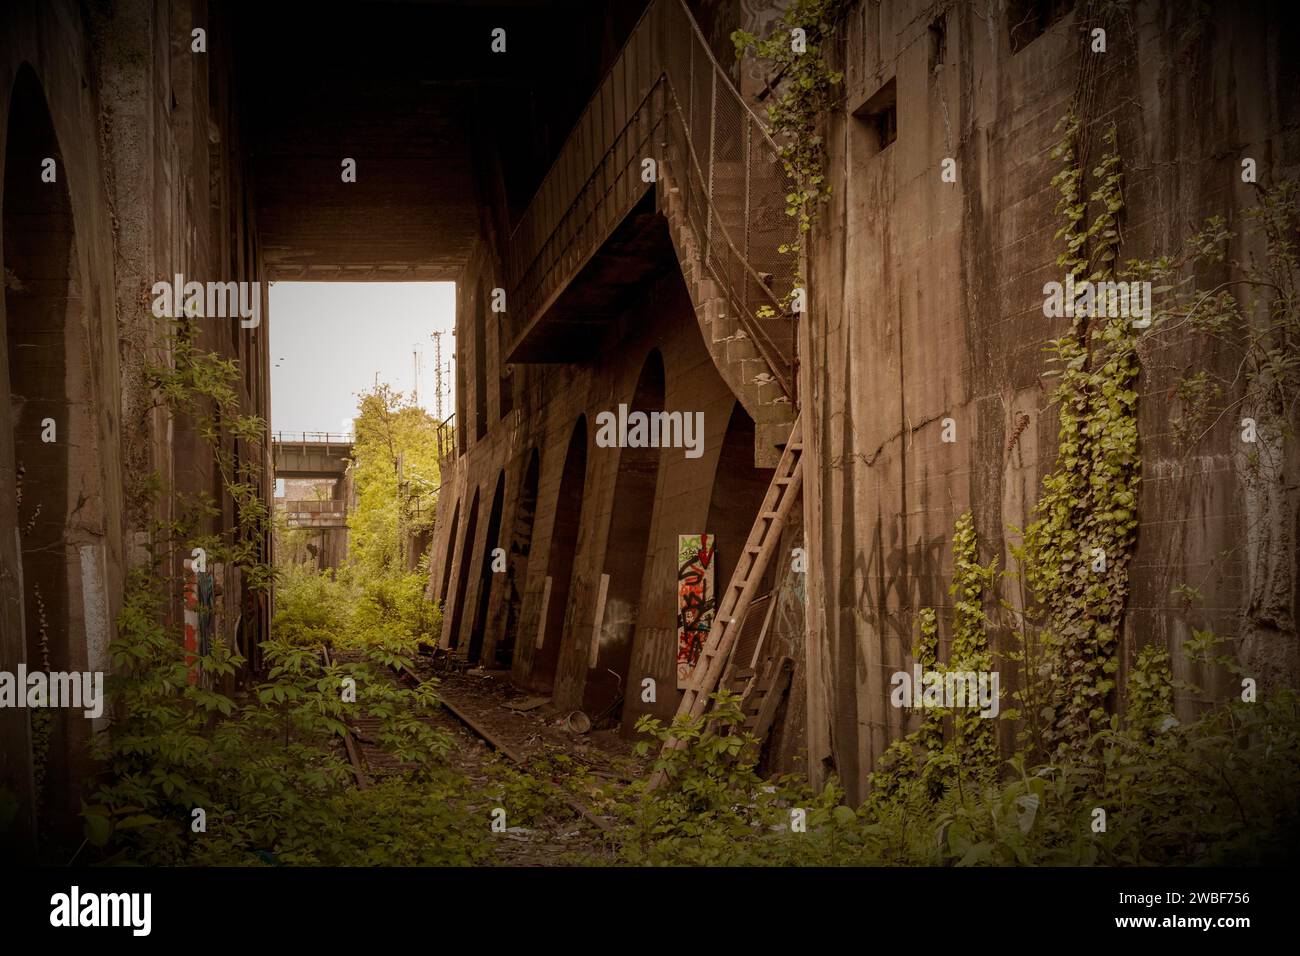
[929,15,947,71]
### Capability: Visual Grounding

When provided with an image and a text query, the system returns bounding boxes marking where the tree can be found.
[347,383,441,574]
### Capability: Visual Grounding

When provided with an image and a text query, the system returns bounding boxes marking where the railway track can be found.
[324,645,616,839]
[320,646,370,789]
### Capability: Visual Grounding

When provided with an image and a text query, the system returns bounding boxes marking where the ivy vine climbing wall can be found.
[1019,118,1142,762]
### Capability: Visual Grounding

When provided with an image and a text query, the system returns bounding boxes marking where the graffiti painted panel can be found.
[676,533,715,689]
[182,559,220,686]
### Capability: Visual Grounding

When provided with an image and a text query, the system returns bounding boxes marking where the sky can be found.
[268,282,456,435]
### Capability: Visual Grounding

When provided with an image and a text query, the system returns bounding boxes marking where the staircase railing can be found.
[505,0,800,397]
[434,413,457,463]
[270,431,353,448]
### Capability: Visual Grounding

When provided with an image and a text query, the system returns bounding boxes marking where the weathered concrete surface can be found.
[430,234,774,730]
[0,0,271,854]
[233,0,652,281]
[272,440,352,478]
[0,0,131,854]
[435,1,1297,797]
[799,0,1300,800]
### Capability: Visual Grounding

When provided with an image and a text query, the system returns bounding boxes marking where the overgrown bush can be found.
[619,679,1300,866]
[82,566,462,866]
[620,694,848,865]
[273,561,439,656]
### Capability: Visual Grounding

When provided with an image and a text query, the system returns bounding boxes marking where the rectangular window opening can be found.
[1008,0,1076,54]
[853,78,898,157]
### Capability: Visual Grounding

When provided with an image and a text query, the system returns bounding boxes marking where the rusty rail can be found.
[395,663,615,836]
[322,646,370,791]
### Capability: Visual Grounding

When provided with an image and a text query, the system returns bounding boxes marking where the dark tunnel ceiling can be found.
[230,0,647,280]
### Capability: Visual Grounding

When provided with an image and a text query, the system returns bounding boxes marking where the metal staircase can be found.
[505,0,801,465]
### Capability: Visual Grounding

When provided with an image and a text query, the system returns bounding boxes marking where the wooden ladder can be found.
[649,413,803,789]
[739,655,795,759]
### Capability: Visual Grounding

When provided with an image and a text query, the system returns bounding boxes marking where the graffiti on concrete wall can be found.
[183,559,220,686]
[676,533,716,689]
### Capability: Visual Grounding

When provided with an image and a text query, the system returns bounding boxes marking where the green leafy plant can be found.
[81,312,476,866]
[144,318,272,591]
[868,512,998,806]
[348,383,443,575]
[621,693,849,865]
[1009,118,1141,762]
[733,0,850,306]
[84,559,465,865]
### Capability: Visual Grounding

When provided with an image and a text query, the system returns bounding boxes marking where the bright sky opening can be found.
[268,281,456,435]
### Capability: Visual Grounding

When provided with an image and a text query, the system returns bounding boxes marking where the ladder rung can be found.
[650,416,802,791]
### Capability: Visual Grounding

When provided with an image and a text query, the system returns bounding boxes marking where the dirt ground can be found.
[420,666,644,762]
[347,658,653,865]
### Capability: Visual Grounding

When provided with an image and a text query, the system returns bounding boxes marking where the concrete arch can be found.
[534,415,587,690]
[1,62,109,845]
[585,348,665,720]
[466,469,506,664]
[445,485,480,651]
[496,447,539,670]
[437,497,461,606]
[705,401,775,602]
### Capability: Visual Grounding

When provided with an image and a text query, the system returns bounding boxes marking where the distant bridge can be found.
[280,499,349,529]
[271,431,353,478]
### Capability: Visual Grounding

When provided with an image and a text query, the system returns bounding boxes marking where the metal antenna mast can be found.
[430,330,445,420]
[412,345,422,406]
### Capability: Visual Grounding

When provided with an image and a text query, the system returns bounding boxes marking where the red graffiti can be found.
[676,534,716,679]
[183,567,199,685]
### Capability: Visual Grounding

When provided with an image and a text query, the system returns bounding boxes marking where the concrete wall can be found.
[429,219,774,730]
[0,0,128,853]
[799,0,1300,800]
[0,0,271,855]
[435,0,1299,804]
